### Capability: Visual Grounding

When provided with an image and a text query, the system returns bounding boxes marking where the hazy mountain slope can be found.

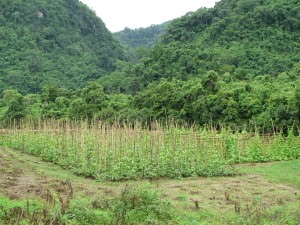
[113,22,170,49]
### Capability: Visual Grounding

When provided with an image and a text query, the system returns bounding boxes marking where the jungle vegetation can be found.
[1,0,300,132]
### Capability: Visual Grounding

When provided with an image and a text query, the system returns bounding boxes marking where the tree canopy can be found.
[0,0,125,94]
[1,0,300,132]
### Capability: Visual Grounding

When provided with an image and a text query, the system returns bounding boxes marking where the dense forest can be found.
[0,0,125,94]
[113,22,170,63]
[143,0,300,81]
[1,0,300,131]
[113,22,170,49]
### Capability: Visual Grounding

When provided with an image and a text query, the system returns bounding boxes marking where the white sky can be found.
[79,0,220,32]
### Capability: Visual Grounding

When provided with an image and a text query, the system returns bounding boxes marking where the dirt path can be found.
[0,147,108,201]
[0,147,299,214]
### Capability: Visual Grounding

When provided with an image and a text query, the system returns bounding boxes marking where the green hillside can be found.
[1,0,300,131]
[114,22,170,49]
[131,0,300,129]
[0,0,125,94]
[112,22,170,64]
[142,0,300,82]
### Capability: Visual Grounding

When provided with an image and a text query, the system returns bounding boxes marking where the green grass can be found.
[237,160,300,188]
[0,194,43,225]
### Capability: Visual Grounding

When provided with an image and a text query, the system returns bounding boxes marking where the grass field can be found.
[0,147,299,224]
[237,160,300,189]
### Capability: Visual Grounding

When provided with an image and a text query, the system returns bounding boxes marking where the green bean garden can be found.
[1,120,299,181]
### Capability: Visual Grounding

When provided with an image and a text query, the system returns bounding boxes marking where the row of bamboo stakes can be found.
[0,119,299,180]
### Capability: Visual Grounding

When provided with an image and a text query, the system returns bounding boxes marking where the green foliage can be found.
[150,0,300,78]
[64,198,111,224]
[63,184,175,225]
[1,0,300,131]
[4,185,169,225]
[131,0,300,129]
[0,0,125,93]
[0,196,46,225]
[1,120,299,181]
[114,22,170,49]
[134,79,183,120]
[81,82,108,119]
[111,184,174,224]
[0,89,26,122]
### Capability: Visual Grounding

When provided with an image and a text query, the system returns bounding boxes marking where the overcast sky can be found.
[79,0,220,32]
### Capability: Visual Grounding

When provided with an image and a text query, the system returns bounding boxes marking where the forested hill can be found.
[141,0,300,83]
[1,0,300,131]
[113,22,170,49]
[0,0,125,94]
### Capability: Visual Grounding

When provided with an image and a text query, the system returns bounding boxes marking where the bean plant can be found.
[0,119,299,181]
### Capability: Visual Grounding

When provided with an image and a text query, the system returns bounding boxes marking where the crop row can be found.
[0,120,299,181]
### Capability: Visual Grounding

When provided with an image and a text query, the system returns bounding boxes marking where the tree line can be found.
[1,0,300,132]
[1,64,299,132]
